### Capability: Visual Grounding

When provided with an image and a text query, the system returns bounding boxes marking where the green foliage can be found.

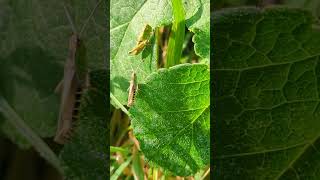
[166,0,185,68]
[110,156,132,180]
[282,0,320,18]
[0,0,108,178]
[213,7,320,179]
[187,0,210,61]
[0,0,106,69]
[110,0,202,105]
[111,0,210,177]
[130,64,210,176]
[0,95,63,174]
[213,0,252,8]
[0,47,61,148]
[60,70,108,180]
[0,0,106,146]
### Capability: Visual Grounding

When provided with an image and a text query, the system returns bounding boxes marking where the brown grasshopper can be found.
[127,71,138,107]
[54,0,102,144]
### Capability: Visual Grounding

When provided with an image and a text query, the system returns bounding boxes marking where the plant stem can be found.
[153,167,159,180]
[165,0,185,68]
[110,92,130,116]
[201,167,210,180]
[110,146,128,153]
[0,97,63,174]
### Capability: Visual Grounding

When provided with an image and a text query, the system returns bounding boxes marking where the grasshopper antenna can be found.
[79,0,103,36]
[63,2,77,34]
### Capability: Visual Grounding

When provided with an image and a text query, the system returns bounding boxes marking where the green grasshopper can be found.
[54,1,102,144]
[129,24,153,55]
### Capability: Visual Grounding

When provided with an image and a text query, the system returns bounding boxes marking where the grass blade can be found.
[165,0,185,68]
[132,153,145,180]
[110,156,132,180]
[110,92,130,115]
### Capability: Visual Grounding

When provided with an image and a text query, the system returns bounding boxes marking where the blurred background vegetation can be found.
[0,136,62,180]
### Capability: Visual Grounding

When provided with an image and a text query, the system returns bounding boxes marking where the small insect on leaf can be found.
[127,72,137,107]
[54,1,102,144]
[129,24,153,55]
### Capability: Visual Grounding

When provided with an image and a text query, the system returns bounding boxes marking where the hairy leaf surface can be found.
[130,64,210,176]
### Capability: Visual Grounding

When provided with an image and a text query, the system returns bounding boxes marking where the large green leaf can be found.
[0,47,61,148]
[110,0,201,105]
[130,64,210,176]
[0,0,107,69]
[0,0,107,177]
[0,0,106,147]
[213,7,320,179]
[59,70,108,180]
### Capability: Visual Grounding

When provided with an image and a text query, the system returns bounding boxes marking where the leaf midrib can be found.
[214,134,320,179]
[215,142,307,159]
[214,53,320,72]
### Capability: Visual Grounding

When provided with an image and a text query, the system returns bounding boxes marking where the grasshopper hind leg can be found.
[54,119,73,144]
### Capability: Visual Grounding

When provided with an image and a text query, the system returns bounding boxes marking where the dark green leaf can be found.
[213,7,320,179]
[282,0,320,18]
[0,47,61,148]
[0,0,106,69]
[0,0,107,147]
